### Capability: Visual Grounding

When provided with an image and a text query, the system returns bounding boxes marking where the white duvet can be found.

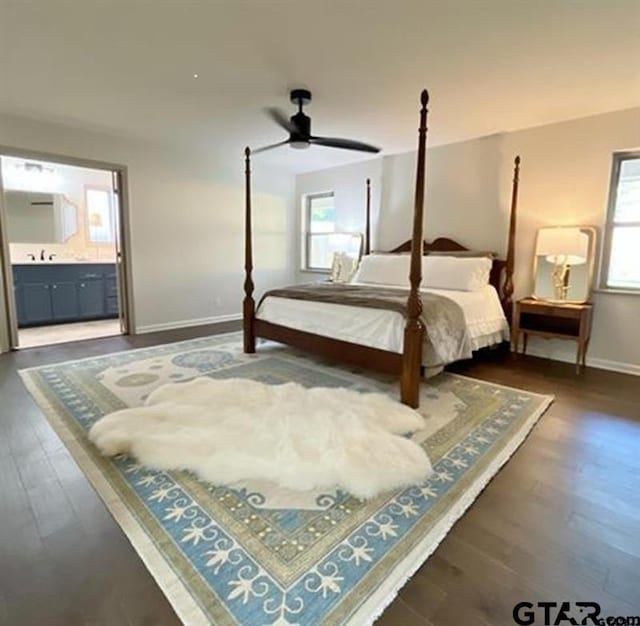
[257,283,509,356]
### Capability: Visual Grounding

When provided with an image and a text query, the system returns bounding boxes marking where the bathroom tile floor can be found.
[18,319,122,349]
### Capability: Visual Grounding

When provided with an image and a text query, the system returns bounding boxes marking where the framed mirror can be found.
[3,190,79,244]
[533,226,598,304]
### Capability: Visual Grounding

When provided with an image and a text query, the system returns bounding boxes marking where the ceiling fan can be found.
[253,89,381,155]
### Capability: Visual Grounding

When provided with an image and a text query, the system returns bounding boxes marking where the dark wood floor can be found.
[1,323,638,626]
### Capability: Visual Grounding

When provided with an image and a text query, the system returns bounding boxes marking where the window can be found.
[85,187,115,244]
[602,152,640,291]
[304,192,336,270]
[303,192,363,272]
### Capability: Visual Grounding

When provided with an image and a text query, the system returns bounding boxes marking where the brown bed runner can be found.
[259,283,473,367]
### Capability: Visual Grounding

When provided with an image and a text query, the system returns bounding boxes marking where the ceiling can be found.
[1,0,639,173]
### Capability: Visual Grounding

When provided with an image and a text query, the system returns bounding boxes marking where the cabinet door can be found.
[105,276,118,297]
[51,282,79,321]
[78,279,105,319]
[22,283,53,325]
[105,276,119,317]
[13,284,27,327]
[106,296,119,316]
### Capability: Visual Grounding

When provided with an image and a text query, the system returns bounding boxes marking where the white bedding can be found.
[257,283,510,356]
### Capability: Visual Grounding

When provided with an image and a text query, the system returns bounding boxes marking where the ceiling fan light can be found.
[262,90,379,154]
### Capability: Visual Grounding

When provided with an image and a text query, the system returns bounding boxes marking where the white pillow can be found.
[352,254,410,286]
[422,256,492,291]
[352,253,492,291]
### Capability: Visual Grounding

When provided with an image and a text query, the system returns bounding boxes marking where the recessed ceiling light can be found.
[193,73,199,79]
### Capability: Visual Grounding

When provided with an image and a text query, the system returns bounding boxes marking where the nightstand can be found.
[513,298,594,373]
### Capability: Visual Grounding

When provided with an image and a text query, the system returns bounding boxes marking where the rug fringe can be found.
[18,371,213,626]
[350,393,553,626]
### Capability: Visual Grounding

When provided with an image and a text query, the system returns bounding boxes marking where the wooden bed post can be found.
[243,146,256,353]
[502,155,520,325]
[401,89,429,408]
[364,178,371,255]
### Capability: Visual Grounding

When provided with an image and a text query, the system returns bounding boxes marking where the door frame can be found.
[0,145,135,351]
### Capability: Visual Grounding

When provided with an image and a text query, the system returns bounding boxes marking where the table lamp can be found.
[536,227,588,300]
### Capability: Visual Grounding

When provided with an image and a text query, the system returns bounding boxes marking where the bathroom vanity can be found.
[12,263,119,327]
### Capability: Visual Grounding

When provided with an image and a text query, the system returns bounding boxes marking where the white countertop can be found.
[12,259,116,265]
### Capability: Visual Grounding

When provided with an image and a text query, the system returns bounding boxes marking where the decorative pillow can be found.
[352,254,410,286]
[330,252,358,283]
[422,256,492,291]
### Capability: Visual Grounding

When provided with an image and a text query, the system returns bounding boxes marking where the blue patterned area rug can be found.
[20,332,552,625]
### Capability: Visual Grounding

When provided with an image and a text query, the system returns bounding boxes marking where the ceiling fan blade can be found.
[310,136,381,153]
[252,139,291,154]
[265,107,299,134]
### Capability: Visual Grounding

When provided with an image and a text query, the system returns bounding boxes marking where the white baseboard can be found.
[589,358,640,376]
[135,313,242,335]
[521,345,640,376]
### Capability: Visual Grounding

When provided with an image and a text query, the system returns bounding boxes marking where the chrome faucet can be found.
[40,249,46,261]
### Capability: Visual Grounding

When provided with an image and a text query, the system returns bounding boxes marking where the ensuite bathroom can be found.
[0,155,125,348]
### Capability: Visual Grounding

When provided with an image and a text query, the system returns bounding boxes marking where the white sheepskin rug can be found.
[89,377,433,499]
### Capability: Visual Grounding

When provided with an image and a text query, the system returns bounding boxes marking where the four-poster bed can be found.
[243,89,521,408]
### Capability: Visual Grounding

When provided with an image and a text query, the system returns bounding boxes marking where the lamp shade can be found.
[536,227,588,265]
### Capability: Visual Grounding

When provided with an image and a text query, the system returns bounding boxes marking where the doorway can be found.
[0,151,132,349]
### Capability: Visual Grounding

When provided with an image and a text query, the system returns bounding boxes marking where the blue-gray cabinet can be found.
[21,283,53,324]
[105,276,119,316]
[51,281,78,321]
[78,279,105,319]
[12,264,119,328]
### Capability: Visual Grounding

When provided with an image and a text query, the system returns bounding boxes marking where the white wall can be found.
[378,134,507,252]
[0,113,296,350]
[295,157,382,281]
[499,107,640,372]
[295,107,640,373]
[4,192,57,243]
